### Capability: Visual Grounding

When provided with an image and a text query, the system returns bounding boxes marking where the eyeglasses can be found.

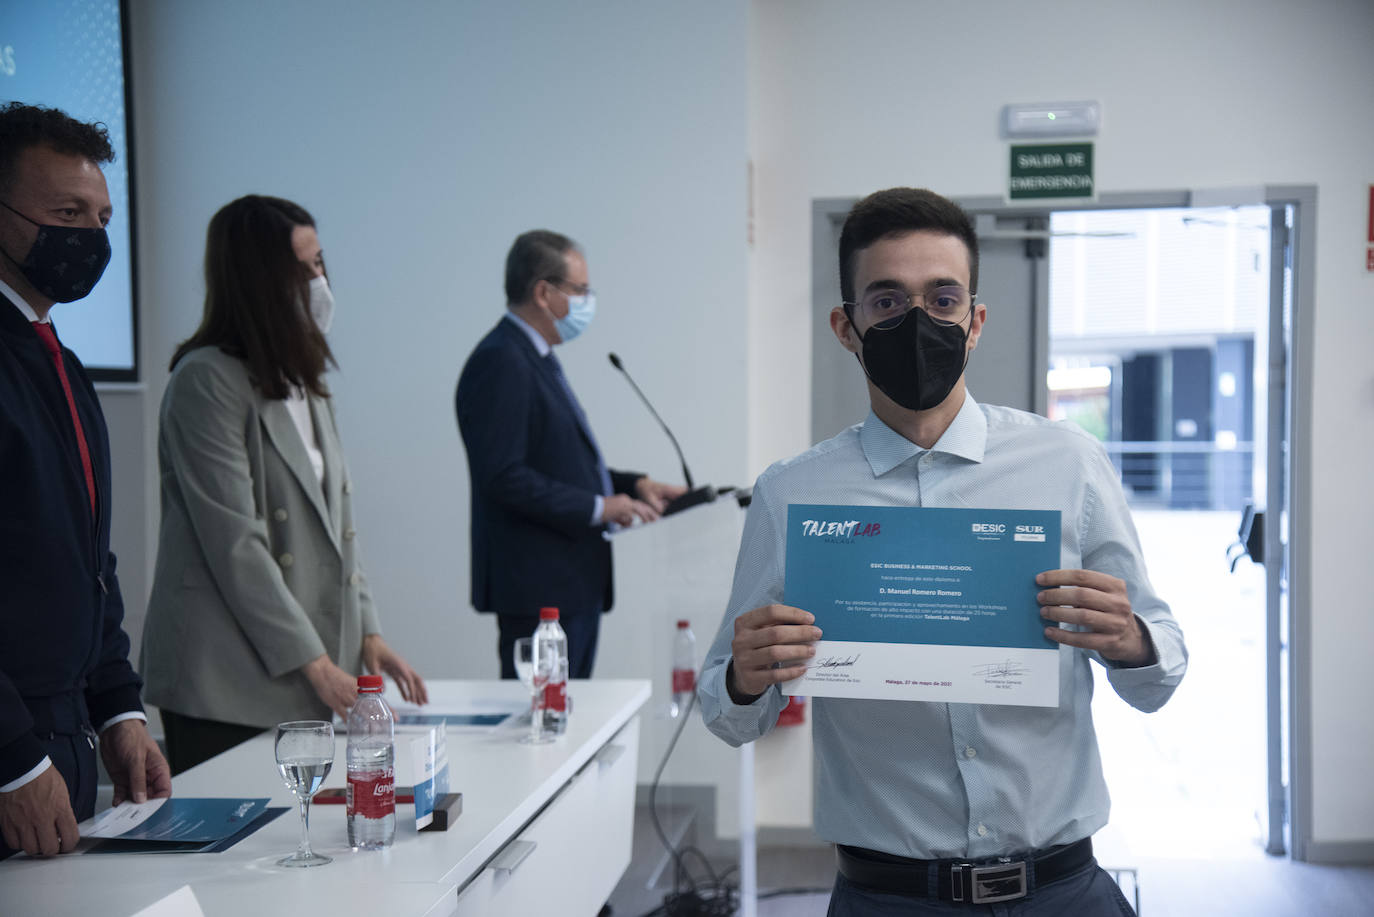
[544,277,592,298]
[844,284,973,330]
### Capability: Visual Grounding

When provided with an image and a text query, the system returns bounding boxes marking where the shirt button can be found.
[349,572,361,586]
[977,824,988,837]
[965,746,977,759]
[274,508,288,522]
[278,553,294,568]
[343,480,353,494]
[344,527,356,540]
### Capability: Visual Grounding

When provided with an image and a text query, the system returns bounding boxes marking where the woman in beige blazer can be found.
[142,195,426,774]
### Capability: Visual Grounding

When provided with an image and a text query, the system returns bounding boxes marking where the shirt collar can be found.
[0,277,44,323]
[504,310,551,357]
[859,392,987,477]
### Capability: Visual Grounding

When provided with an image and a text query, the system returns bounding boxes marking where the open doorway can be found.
[1045,205,1275,858]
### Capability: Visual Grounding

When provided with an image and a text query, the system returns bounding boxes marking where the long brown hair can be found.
[170,195,335,399]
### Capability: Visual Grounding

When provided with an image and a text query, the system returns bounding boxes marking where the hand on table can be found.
[0,766,78,857]
[602,493,659,527]
[101,719,172,807]
[303,654,360,719]
[634,476,688,514]
[363,634,429,705]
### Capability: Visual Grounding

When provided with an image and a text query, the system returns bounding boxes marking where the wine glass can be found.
[513,637,537,726]
[514,637,553,744]
[275,720,335,867]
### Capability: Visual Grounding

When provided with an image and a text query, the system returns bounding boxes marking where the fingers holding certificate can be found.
[727,605,823,701]
[1036,569,1156,667]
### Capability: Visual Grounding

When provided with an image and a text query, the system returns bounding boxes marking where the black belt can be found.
[837,837,1093,905]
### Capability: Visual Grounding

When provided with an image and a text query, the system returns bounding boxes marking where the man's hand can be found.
[1037,569,1155,667]
[635,477,688,514]
[362,634,429,705]
[100,720,172,807]
[603,493,659,527]
[727,604,822,701]
[0,766,79,857]
[302,654,359,719]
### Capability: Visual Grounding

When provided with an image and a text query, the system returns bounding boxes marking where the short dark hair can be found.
[504,229,579,305]
[838,188,979,303]
[170,195,335,399]
[0,102,115,192]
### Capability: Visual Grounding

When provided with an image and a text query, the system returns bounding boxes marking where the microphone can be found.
[608,352,716,516]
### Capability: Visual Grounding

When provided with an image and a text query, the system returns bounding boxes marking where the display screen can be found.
[1,0,137,380]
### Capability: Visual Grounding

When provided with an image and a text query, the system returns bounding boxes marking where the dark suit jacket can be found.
[0,293,143,784]
[455,316,641,619]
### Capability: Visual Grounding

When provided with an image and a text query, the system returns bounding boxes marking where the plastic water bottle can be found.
[347,674,395,849]
[535,607,569,736]
[671,619,697,718]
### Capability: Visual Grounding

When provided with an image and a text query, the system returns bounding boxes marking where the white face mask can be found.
[308,275,334,333]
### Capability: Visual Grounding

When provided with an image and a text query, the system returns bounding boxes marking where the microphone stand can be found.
[608,353,716,516]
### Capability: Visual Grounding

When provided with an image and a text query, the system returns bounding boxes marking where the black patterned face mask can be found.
[0,200,111,303]
[850,305,970,411]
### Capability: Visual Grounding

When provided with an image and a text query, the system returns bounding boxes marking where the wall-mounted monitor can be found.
[2,0,138,381]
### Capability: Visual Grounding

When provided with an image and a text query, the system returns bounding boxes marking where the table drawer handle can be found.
[490,839,537,874]
[593,743,626,769]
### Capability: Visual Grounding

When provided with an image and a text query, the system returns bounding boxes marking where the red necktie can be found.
[32,322,97,516]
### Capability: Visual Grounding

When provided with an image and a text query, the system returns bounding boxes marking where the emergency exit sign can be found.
[1009,143,1094,200]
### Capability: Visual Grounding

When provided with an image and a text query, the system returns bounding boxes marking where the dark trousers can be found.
[497,611,601,679]
[160,709,266,777]
[0,694,99,860]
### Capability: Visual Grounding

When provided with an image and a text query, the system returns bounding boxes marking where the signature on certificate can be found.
[815,654,861,669]
[972,660,1030,679]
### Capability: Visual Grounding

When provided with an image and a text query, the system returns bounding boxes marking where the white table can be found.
[1,679,649,917]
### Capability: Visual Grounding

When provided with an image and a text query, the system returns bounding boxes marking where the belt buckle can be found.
[951,860,1027,904]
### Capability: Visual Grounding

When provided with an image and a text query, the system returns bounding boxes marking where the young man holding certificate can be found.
[699,188,1187,914]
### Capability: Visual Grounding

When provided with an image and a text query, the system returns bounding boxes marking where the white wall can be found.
[747,0,1374,853]
[125,0,749,685]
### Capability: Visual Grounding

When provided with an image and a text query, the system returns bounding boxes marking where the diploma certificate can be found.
[781,504,1061,706]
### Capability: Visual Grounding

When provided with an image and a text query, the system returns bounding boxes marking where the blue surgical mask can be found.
[554,291,596,343]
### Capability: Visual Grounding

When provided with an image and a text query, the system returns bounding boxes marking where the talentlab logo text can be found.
[800,519,882,539]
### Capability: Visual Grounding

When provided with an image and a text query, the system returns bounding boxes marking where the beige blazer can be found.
[141,347,380,727]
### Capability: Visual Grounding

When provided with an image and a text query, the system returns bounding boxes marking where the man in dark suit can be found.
[456,230,685,679]
[0,103,170,859]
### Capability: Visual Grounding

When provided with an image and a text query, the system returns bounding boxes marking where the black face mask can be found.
[851,306,969,411]
[0,200,111,303]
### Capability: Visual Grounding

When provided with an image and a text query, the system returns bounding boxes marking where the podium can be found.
[596,496,748,838]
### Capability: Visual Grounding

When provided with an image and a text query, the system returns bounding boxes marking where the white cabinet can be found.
[454,716,640,917]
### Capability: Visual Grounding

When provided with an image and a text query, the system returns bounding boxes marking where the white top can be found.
[0,276,44,323]
[284,390,325,483]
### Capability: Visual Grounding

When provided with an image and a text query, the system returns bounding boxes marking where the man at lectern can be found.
[699,188,1187,915]
[456,230,684,679]
[0,103,170,859]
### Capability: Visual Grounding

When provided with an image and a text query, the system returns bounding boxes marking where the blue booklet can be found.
[81,797,285,854]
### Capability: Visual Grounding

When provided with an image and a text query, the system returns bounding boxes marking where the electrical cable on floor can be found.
[638,689,739,917]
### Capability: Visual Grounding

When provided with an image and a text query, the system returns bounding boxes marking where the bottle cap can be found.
[539,607,560,621]
[357,674,384,692]
[677,619,690,629]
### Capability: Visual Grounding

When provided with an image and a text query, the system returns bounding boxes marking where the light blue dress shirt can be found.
[699,393,1187,860]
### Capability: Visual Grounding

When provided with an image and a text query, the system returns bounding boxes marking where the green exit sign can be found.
[1009,142,1094,200]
